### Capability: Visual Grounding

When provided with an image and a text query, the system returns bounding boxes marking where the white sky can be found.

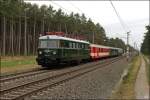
[24,0,149,50]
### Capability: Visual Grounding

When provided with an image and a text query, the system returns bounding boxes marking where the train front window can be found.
[39,40,58,48]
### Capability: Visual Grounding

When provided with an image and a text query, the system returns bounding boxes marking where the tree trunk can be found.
[47,23,50,32]
[8,18,11,55]
[33,18,36,55]
[24,14,27,56]
[11,17,14,56]
[18,16,21,55]
[42,19,44,33]
[65,23,67,34]
[59,24,61,32]
[3,16,6,56]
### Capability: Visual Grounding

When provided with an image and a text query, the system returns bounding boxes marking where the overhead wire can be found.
[68,1,103,24]
[50,1,129,35]
[50,0,72,14]
[109,0,129,33]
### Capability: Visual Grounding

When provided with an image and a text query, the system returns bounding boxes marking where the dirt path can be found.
[135,56,149,99]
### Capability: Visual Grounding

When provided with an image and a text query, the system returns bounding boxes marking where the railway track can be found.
[0,56,124,100]
[0,69,49,83]
[0,68,43,79]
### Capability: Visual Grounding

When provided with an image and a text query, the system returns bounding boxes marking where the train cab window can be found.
[64,41,69,48]
[60,41,64,48]
[39,39,58,48]
[60,41,68,48]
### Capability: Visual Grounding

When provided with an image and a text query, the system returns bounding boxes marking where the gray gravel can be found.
[28,58,128,99]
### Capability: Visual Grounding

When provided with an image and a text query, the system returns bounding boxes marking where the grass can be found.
[1,56,36,68]
[0,56,39,74]
[143,55,150,85]
[111,55,141,99]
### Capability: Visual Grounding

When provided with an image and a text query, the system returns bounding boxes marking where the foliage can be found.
[0,0,126,56]
[141,25,150,55]
[105,37,126,50]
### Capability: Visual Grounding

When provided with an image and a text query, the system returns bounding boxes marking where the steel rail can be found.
[0,56,124,99]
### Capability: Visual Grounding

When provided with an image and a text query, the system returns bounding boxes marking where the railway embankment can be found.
[0,56,39,75]
[135,55,149,99]
[111,55,141,99]
[25,57,128,99]
[143,55,150,85]
[0,56,127,99]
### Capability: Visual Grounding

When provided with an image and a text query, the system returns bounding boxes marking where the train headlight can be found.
[52,51,56,55]
[39,51,42,54]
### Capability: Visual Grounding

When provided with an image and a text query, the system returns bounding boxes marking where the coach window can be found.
[82,44,84,49]
[69,42,72,48]
[85,44,87,49]
[76,43,78,48]
[74,43,75,48]
[72,43,74,48]
[78,44,80,48]
[86,45,88,49]
[103,48,105,52]
[81,44,83,48]
[84,44,86,49]
[101,48,103,52]
[71,43,73,48]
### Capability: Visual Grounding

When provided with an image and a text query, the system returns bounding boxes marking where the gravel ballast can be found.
[29,58,128,99]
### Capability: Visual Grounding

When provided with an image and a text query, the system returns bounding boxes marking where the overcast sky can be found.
[24,0,149,50]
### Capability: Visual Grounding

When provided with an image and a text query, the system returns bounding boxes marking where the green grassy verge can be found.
[1,56,36,68]
[111,55,141,99]
[143,55,150,85]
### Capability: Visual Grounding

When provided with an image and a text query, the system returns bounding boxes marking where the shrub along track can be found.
[0,56,124,100]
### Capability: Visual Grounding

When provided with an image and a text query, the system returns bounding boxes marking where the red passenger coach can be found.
[90,44,110,59]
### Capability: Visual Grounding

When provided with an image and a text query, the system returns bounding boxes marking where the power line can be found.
[68,1,84,14]
[50,1,72,14]
[109,0,128,32]
[68,1,103,24]
[109,0,131,60]
[51,0,97,24]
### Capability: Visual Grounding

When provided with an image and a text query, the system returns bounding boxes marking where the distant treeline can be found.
[141,25,150,55]
[0,0,126,56]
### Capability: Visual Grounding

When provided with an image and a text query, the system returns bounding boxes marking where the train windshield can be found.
[39,39,59,48]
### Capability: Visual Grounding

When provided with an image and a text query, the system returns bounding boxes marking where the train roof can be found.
[39,35,90,44]
[90,44,122,50]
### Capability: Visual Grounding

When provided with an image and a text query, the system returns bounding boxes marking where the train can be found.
[36,33,123,67]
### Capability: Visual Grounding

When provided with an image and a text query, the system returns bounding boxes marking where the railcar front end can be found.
[36,35,90,67]
[36,38,60,67]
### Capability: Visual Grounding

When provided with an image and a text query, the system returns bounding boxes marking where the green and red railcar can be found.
[36,34,123,67]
